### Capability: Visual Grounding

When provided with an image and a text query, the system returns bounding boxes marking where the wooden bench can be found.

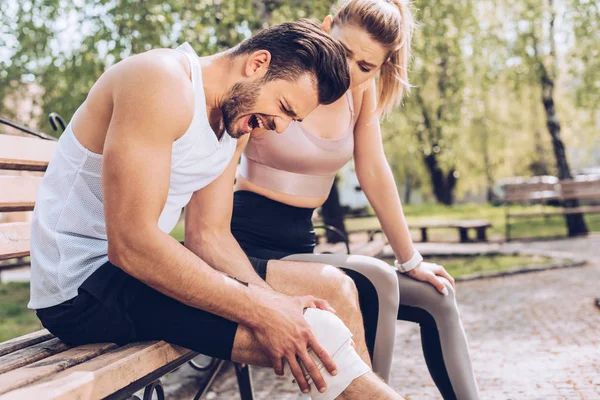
[503,179,600,241]
[0,132,254,399]
[411,220,492,243]
[314,224,389,258]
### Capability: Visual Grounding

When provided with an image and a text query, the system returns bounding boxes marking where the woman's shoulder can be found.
[352,79,377,120]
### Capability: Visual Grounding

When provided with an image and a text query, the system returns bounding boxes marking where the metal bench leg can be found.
[192,359,227,400]
[459,227,469,243]
[505,206,511,242]
[143,380,165,400]
[476,226,487,242]
[235,363,254,400]
[420,227,428,242]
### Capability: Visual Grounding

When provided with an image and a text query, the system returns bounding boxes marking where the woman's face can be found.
[323,17,388,89]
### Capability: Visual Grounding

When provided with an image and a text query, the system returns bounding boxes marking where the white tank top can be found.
[29,43,236,309]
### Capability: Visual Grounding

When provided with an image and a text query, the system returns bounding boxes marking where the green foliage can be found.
[568,0,600,109]
[0,0,335,132]
[1,0,598,199]
[0,282,41,342]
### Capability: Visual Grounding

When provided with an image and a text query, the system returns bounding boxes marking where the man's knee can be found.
[285,308,370,399]
[322,267,360,309]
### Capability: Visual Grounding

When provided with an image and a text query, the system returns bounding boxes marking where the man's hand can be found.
[252,287,337,394]
[406,261,455,295]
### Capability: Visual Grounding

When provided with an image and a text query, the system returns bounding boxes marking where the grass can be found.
[382,254,556,278]
[0,253,558,342]
[3,203,595,342]
[170,204,600,242]
[171,222,185,242]
[345,203,600,242]
[0,282,42,342]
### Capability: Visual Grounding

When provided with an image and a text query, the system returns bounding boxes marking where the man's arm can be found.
[184,135,271,290]
[102,52,337,391]
[103,52,265,326]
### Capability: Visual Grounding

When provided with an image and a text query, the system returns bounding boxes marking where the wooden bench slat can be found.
[559,179,600,200]
[352,236,388,257]
[0,339,70,375]
[349,238,369,254]
[411,220,491,229]
[503,183,560,203]
[0,342,194,400]
[0,135,56,172]
[0,258,30,272]
[558,205,600,214]
[314,242,347,254]
[0,330,53,358]
[0,176,42,212]
[453,221,492,228]
[0,222,31,260]
[0,343,118,396]
[509,205,600,218]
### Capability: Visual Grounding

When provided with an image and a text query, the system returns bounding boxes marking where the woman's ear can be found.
[244,50,271,78]
[322,15,333,33]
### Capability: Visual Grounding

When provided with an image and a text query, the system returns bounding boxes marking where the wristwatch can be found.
[393,250,423,273]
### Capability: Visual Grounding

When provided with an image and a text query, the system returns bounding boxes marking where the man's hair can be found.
[231,19,350,105]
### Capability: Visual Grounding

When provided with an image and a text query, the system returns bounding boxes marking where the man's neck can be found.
[197,51,237,138]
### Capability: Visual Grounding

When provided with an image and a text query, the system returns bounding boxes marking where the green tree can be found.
[504,0,588,236]
[401,0,477,205]
[1,0,335,132]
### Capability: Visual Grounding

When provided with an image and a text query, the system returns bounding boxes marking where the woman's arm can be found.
[353,80,454,293]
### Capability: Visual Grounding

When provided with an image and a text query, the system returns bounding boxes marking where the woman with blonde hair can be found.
[231,0,480,398]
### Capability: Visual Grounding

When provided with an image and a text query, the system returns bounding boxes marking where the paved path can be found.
[166,236,600,399]
[6,236,599,398]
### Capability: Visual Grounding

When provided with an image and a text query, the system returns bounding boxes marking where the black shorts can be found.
[36,256,268,361]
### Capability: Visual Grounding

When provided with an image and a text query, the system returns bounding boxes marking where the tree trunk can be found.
[321,177,348,243]
[413,87,457,206]
[481,127,495,203]
[538,0,588,237]
[404,168,413,204]
[540,74,588,236]
[423,154,457,205]
[529,86,550,176]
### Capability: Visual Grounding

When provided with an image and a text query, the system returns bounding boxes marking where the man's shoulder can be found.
[110,49,192,91]
[106,49,196,139]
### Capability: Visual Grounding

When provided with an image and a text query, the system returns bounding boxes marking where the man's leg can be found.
[232,322,401,400]
[265,259,371,363]
[39,261,402,399]
[231,259,403,400]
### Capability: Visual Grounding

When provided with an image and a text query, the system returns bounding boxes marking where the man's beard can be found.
[221,80,262,139]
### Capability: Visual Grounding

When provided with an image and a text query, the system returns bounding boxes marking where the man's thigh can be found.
[39,262,241,361]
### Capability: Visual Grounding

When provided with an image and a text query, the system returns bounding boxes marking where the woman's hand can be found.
[406,261,455,295]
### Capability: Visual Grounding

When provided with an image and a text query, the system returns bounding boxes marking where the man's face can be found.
[221,73,319,139]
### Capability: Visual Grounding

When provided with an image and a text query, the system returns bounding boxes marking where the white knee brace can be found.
[284,308,371,400]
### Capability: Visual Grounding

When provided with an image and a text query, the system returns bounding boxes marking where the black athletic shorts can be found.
[36,256,269,361]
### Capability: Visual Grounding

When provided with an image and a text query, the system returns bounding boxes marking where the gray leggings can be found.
[282,253,480,400]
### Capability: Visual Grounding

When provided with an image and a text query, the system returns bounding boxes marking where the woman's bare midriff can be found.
[235,177,328,209]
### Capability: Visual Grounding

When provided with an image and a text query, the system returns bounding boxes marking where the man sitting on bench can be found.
[28,20,403,399]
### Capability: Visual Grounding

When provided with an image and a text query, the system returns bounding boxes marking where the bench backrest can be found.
[0,134,56,261]
[503,182,560,204]
[559,179,600,201]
